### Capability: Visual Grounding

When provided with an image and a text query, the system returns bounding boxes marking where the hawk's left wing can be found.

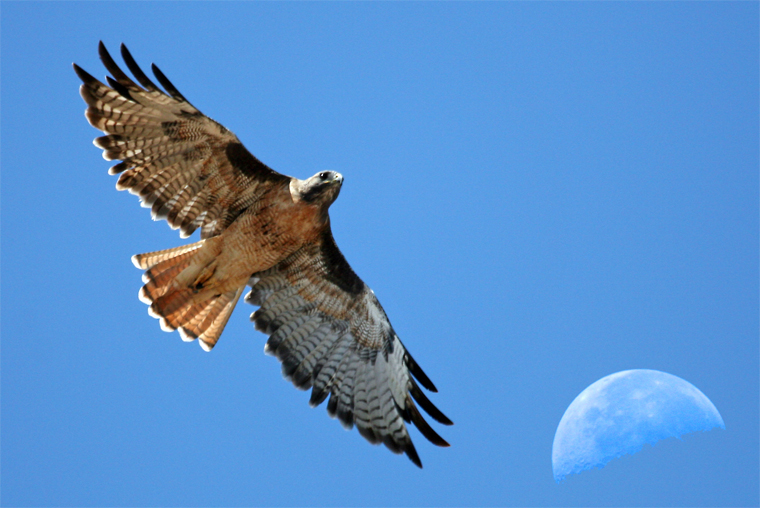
[246,228,452,467]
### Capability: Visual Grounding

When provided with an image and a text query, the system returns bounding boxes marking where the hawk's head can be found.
[292,171,343,207]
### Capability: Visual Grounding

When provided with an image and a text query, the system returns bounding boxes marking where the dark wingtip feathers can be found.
[407,396,450,448]
[405,442,423,469]
[105,76,135,102]
[404,351,438,393]
[410,378,453,426]
[97,41,116,72]
[120,43,160,92]
[151,63,189,103]
[72,63,100,86]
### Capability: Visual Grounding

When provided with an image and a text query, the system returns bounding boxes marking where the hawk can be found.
[74,42,451,467]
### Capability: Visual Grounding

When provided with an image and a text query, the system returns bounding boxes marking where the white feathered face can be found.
[298,171,344,206]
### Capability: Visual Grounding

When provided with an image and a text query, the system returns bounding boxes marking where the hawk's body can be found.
[134,177,339,349]
[75,42,450,467]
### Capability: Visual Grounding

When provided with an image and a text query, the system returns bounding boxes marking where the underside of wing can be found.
[74,42,291,239]
[245,228,452,467]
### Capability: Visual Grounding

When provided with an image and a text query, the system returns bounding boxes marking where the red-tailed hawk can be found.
[74,42,451,467]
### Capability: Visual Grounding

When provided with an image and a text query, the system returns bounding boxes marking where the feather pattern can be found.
[246,227,452,468]
[133,241,243,351]
[74,41,290,239]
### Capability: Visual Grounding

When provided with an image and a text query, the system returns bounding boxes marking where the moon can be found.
[552,369,724,482]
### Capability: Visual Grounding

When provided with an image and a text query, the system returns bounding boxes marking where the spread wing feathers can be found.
[74,41,291,239]
[245,229,452,468]
[133,241,243,351]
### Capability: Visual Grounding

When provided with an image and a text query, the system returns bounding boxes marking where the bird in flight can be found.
[74,42,451,467]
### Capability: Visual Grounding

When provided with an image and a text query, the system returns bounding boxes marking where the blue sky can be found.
[2,2,757,506]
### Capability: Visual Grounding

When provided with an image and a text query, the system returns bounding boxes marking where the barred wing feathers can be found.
[246,229,452,467]
[74,42,290,239]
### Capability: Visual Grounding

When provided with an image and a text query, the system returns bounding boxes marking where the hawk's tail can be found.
[132,242,244,351]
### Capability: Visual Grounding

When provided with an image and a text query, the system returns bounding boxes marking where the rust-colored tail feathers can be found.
[133,242,243,351]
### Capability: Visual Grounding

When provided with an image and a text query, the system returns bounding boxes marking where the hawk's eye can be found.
[319,172,329,181]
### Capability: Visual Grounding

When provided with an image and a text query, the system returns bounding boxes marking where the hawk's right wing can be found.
[74,42,291,239]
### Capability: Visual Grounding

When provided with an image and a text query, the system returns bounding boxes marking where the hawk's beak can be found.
[333,173,344,185]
